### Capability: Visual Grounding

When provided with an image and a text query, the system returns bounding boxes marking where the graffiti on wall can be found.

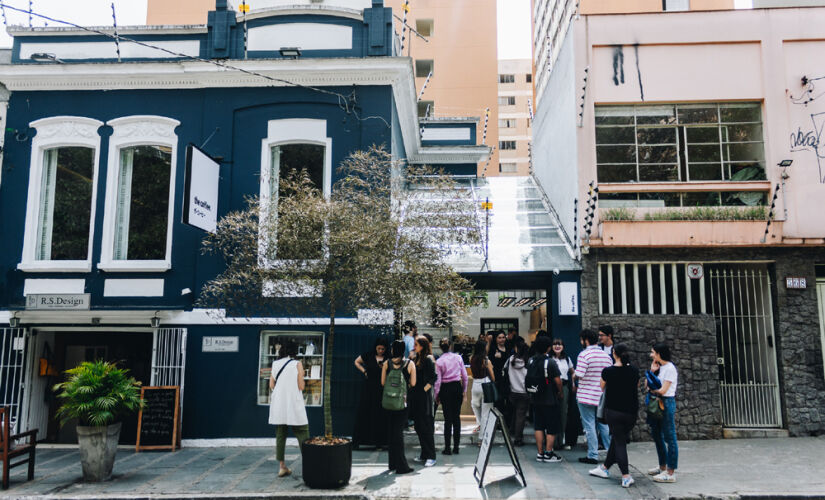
[789,75,825,184]
[610,44,644,101]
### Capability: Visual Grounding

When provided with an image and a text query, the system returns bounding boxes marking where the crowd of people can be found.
[267,320,680,488]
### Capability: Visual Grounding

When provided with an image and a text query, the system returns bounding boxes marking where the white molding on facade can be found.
[19,40,201,61]
[408,146,490,164]
[103,279,165,297]
[497,90,534,97]
[18,116,103,273]
[0,58,424,164]
[23,278,85,295]
[420,127,471,142]
[7,26,208,37]
[98,115,180,273]
[241,5,364,21]
[0,308,393,326]
[247,23,353,51]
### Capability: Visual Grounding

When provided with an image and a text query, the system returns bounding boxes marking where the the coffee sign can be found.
[26,294,90,310]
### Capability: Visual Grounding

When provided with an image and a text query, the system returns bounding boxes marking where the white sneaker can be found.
[648,466,665,475]
[425,459,436,467]
[622,476,635,488]
[588,465,609,479]
[652,472,676,483]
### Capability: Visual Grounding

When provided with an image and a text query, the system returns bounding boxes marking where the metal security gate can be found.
[1,328,29,435]
[151,328,187,411]
[709,266,782,428]
[817,279,825,382]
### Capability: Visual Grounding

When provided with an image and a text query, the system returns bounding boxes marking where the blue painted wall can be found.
[184,324,386,438]
[0,85,393,310]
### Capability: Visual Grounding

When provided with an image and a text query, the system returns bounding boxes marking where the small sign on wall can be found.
[202,336,239,352]
[25,293,90,310]
[686,263,704,280]
[558,282,579,316]
[785,277,807,289]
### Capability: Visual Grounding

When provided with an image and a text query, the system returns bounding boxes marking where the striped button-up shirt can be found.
[574,345,613,406]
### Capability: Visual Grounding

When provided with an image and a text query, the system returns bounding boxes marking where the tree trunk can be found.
[324,300,335,439]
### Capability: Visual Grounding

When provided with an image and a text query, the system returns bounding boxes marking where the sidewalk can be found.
[2,435,823,499]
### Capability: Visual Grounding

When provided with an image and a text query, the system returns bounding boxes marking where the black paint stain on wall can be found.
[634,44,645,101]
[612,45,625,86]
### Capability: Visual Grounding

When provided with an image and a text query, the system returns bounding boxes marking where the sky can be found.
[0,0,753,54]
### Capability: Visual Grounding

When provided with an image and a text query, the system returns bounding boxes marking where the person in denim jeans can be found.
[647,343,678,483]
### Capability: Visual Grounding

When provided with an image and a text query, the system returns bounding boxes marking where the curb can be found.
[4,495,372,500]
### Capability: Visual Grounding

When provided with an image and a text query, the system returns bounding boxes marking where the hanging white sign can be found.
[558,282,578,316]
[183,144,220,234]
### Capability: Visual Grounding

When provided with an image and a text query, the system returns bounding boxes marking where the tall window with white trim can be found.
[20,116,102,271]
[100,116,179,271]
[113,145,173,260]
[260,119,332,265]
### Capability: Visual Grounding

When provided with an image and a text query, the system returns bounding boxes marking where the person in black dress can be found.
[352,336,390,450]
[488,330,510,415]
[410,336,437,466]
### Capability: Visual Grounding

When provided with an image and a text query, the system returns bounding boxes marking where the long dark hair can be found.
[652,342,672,362]
[512,337,530,362]
[374,336,390,355]
[470,340,488,375]
[414,337,432,368]
[613,343,632,367]
[391,340,405,359]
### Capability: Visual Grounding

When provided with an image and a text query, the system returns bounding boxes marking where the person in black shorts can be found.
[528,336,563,463]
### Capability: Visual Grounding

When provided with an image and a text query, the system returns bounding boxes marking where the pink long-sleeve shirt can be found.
[434,352,468,400]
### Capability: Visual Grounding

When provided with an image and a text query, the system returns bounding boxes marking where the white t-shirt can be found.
[553,357,572,381]
[658,362,678,397]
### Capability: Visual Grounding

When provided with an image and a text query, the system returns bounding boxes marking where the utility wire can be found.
[0,1,390,128]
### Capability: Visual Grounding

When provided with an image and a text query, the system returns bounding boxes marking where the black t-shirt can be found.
[601,365,640,415]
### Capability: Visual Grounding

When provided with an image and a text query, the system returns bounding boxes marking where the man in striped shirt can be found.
[574,328,613,464]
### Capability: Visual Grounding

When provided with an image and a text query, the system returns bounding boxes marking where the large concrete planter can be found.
[76,422,121,482]
[302,439,352,489]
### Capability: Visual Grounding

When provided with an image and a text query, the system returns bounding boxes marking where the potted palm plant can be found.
[53,360,143,482]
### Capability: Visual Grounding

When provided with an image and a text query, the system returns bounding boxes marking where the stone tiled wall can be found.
[589,313,723,441]
[581,246,825,438]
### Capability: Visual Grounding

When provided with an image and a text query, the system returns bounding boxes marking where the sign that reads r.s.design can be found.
[183,144,220,233]
[26,294,90,310]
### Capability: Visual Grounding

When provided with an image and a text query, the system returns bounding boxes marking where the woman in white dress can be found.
[269,339,308,478]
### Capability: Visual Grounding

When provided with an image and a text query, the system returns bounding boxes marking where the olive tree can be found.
[198,146,481,439]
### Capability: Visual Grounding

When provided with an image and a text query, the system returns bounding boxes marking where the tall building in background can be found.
[531,0,734,104]
[384,0,499,175]
[148,0,500,176]
[497,59,533,176]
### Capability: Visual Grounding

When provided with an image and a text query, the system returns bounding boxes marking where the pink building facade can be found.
[533,6,825,438]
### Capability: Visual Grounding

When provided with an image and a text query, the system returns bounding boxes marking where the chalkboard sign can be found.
[473,408,526,488]
[135,386,180,451]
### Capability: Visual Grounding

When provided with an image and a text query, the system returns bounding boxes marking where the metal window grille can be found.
[151,328,187,412]
[598,262,707,315]
[709,266,782,428]
[1,328,29,435]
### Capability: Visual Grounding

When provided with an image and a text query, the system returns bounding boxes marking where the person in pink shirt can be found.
[574,328,613,464]
[434,338,468,455]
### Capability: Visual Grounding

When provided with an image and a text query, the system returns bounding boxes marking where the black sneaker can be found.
[536,453,545,462]
[544,451,563,463]
[452,447,459,454]
[442,448,452,456]
[578,457,598,464]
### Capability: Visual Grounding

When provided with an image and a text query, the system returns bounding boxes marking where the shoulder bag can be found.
[481,360,500,403]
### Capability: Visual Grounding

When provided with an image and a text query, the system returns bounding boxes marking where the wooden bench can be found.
[1,407,37,489]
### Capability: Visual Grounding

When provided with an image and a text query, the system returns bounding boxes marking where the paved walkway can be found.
[2,436,824,499]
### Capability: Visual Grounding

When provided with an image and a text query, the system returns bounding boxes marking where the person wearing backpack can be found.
[381,340,417,474]
[525,336,563,463]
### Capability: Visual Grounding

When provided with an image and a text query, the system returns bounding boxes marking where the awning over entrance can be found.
[403,176,580,273]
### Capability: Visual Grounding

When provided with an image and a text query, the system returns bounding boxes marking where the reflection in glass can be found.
[36,147,95,260]
[114,145,172,261]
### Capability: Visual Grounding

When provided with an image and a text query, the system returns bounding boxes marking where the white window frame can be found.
[19,116,103,272]
[99,116,180,272]
[258,118,332,270]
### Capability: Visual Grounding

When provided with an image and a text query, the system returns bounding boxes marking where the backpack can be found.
[525,355,549,396]
[382,360,410,411]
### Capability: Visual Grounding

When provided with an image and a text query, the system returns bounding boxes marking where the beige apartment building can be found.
[148,0,500,176]
[497,59,533,175]
[384,0,499,175]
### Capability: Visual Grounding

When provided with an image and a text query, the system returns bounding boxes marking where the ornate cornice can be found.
[29,116,103,143]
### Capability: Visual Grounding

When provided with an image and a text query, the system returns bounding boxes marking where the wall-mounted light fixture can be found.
[9,312,20,328]
[279,47,301,59]
[150,314,161,328]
